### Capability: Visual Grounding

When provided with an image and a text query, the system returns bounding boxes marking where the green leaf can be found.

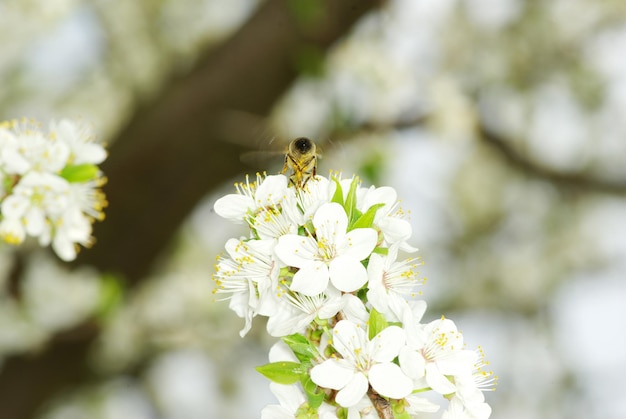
[351,203,385,230]
[301,376,325,408]
[256,362,305,385]
[368,308,389,340]
[282,334,320,363]
[344,177,360,225]
[59,164,99,183]
[331,176,344,205]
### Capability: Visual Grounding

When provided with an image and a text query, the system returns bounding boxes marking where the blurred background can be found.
[1,0,626,418]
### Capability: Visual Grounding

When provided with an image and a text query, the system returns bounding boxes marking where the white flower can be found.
[213,238,279,337]
[310,320,412,407]
[404,393,441,415]
[366,245,424,321]
[265,286,344,337]
[359,184,417,252]
[49,119,107,165]
[1,120,69,174]
[399,317,477,395]
[442,396,492,419]
[275,202,377,295]
[214,174,291,225]
[0,172,70,242]
[295,175,335,219]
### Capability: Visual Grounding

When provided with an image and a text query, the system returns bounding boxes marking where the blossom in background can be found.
[0,118,107,261]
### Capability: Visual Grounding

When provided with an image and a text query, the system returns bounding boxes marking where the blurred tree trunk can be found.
[0,1,382,417]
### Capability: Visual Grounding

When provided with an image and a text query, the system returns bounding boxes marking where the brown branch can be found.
[0,1,383,418]
[479,125,626,195]
[367,386,394,419]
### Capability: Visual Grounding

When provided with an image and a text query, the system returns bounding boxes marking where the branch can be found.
[479,125,626,195]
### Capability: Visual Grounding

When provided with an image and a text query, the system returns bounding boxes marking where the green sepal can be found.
[351,203,384,230]
[301,375,325,408]
[331,176,344,205]
[59,164,99,183]
[255,361,306,385]
[391,399,412,419]
[372,246,389,255]
[368,308,389,340]
[393,410,412,419]
[282,333,320,363]
[344,176,360,225]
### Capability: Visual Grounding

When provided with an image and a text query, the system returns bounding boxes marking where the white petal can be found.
[340,294,369,326]
[255,175,289,206]
[275,234,318,268]
[369,363,413,399]
[369,325,405,362]
[1,195,29,218]
[366,254,389,314]
[311,359,354,390]
[437,350,477,376]
[405,393,441,414]
[268,382,306,413]
[399,347,426,380]
[76,142,107,164]
[52,234,77,261]
[24,207,45,236]
[379,217,412,244]
[340,228,378,261]
[214,194,254,222]
[332,320,367,360]
[335,372,369,407]
[313,202,348,243]
[268,341,299,363]
[290,261,329,296]
[329,255,368,292]
[361,186,397,210]
[425,362,456,395]
[261,405,292,419]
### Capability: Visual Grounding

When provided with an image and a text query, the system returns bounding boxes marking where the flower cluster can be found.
[0,118,107,261]
[214,173,495,418]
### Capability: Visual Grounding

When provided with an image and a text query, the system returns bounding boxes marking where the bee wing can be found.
[239,150,286,170]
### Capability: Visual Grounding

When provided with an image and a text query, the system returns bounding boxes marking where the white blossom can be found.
[311,320,412,407]
[400,317,477,395]
[212,238,279,337]
[275,202,377,295]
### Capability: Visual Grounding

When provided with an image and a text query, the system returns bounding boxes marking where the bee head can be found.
[291,137,315,155]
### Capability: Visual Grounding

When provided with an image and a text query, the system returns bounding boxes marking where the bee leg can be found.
[281,155,288,174]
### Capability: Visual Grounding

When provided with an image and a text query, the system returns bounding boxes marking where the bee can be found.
[282,137,318,189]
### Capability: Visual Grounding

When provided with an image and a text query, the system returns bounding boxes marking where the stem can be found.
[367,386,393,419]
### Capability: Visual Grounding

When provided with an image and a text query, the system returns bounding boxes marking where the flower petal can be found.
[290,261,329,296]
[254,175,288,206]
[311,359,354,390]
[214,194,254,223]
[335,372,369,407]
[369,325,405,362]
[329,255,368,292]
[425,362,456,395]
[399,347,426,380]
[369,363,413,399]
[313,202,347,243]
[340,228,378,261]
[275,234,318,268]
